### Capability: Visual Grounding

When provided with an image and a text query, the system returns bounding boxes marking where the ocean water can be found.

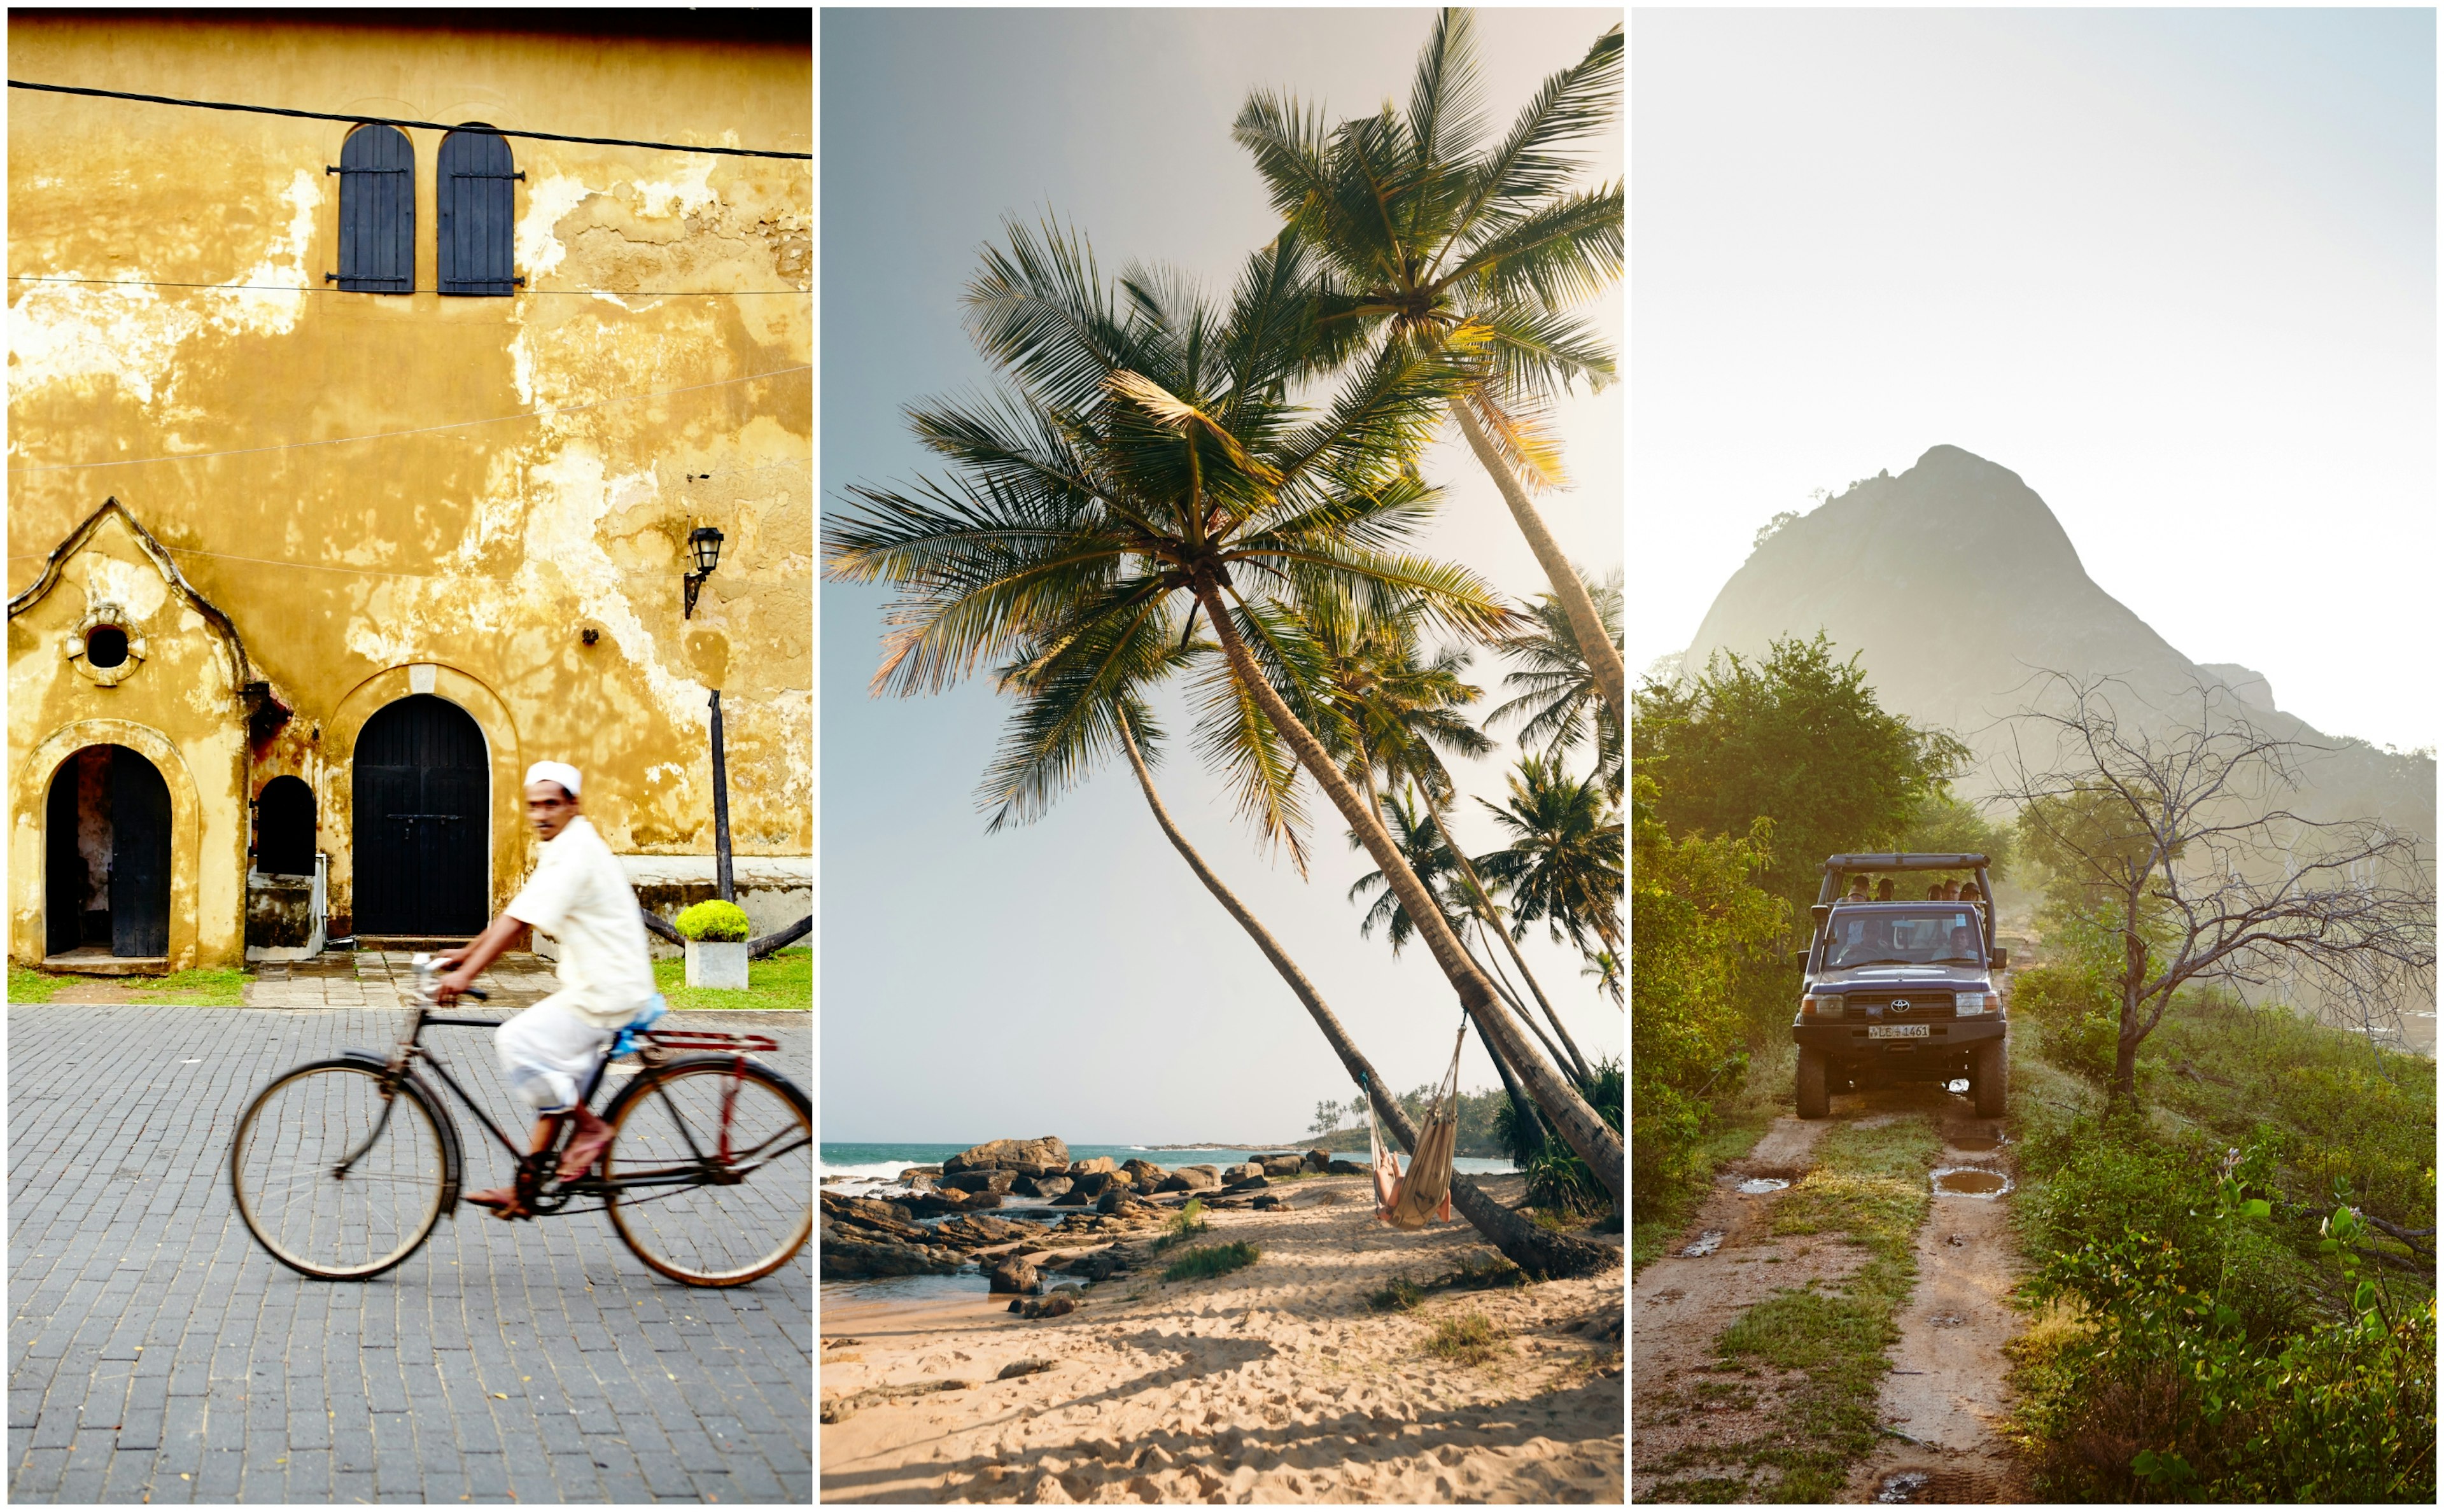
[820,1140,1519,1302]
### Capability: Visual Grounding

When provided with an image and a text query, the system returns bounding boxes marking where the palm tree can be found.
[1235,8,1626,718]
[824,218,1625,1205]
[962,583,1605,1275]
[1342,785,1564,1136]
[1476,754,1624,970]
[1491,563,1624,797]
[1307,608,1599,1085]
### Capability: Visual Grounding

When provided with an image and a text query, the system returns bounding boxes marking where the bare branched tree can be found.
[1997,672,2436,1105]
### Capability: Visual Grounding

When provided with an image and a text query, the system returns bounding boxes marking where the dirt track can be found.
[1631,1087,2031,1503]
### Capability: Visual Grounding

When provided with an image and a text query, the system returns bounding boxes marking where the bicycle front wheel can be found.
[603,1058,813,1285]
[230,1060,447,1280]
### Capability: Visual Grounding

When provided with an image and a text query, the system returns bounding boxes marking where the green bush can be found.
[1150,1200,1209,1252]
[673,900,752,942]
[1422,1313,1506,1366]
[1162,1241,1258,1282]
[1369,1275,1426,1313]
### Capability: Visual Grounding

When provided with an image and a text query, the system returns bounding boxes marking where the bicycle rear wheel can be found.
[230,1060,447,1280]
[603,1058,812,1285]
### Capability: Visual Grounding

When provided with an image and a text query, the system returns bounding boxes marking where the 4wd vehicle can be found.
[1792,853,2010,1119]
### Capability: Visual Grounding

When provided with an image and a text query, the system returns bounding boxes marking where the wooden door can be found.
[353,696,489,935]
[45,759,80,957]
[109,746,171,957]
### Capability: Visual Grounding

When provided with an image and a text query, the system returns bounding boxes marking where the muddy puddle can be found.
[1736,1177,1790,1195]
[1949,1129,2010,1153]
[1680,1229,1727,1257]
[1931,1166,2011,1198]
[1874,1469,1931,1502]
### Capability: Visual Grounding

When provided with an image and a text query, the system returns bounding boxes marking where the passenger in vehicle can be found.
[1960,882,1984,909]
[1844,878,1871,902]
[1941,879,1963,901]
[1925,883,1944,900]
[1875,879,1895,900]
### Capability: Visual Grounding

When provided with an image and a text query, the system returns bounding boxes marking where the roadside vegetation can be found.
[5,964,252,1005]
[2004,921,2436,1502]
[1163,1241,1260,1284]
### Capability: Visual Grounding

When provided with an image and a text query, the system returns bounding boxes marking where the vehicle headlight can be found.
[1955,992,1998,1016]
[1803,994,1844,1019]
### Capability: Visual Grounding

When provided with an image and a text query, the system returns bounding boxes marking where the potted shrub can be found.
[674,900,751,989]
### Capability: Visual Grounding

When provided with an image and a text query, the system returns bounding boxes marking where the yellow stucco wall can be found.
[8,17,810,964]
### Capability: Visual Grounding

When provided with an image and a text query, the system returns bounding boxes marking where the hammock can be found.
[1366,1022,1468,1229]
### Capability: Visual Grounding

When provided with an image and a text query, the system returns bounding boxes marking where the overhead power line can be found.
[11,274,807,298]
[6,366,810,475]
[7,80,812,160]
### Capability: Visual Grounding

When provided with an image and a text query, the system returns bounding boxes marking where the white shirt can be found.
[506,816,657,1028]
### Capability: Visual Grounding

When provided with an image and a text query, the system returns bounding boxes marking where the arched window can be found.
[332,123,414,293]
[438,125,522,297]
[255,775,318,878]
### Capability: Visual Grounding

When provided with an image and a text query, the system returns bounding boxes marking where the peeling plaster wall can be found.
[8,18,810,958]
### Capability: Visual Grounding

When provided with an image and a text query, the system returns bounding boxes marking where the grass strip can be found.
[1423,1313,1508,1366]
[1648,1112,1942,1502]
[653,945,810,1011]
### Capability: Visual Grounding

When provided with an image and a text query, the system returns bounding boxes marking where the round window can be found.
[85,626,130,669]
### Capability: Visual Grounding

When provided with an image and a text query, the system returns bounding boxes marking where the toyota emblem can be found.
[1890,998,1912,1015]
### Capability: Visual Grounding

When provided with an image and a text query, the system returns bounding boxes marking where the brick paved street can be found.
[8,997,812,1503]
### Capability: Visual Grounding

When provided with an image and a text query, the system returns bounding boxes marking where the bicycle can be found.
[229,955,811,1287]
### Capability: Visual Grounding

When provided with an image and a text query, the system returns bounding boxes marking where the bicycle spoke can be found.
[230,1065,447,1281]
[605,1063,811,1285]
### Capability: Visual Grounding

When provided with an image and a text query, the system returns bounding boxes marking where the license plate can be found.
[1868,1024,1930,1039]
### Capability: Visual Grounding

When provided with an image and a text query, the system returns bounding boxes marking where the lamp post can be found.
[684,522,734,902]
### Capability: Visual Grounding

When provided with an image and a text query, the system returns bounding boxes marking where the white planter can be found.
[685,939,749,990]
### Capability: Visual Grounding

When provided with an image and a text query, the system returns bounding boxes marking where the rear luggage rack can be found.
[642,1030,780,1054]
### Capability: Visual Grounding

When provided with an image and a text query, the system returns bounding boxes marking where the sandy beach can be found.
[818,1173,1624,1503]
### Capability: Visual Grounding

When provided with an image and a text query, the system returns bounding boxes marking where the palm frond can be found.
[1440,183,1623,311]
[963,218,1138,414]
[1446,24,1622,264]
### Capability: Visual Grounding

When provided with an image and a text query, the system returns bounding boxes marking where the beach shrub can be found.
[1163,1242,1258,1283]
[1151,1201,1209,1252]
[1523,1056,1625,1217]
[673,900,752,942]
[1369,1275,1426,1313]
[1444,1251,1528,1291]
[1423,1313,1506,1366]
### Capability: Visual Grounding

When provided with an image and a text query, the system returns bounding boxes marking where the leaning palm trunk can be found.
[1452,402,1624,721]
[1118,725,1610,1278]
[1424,797,1598,1088]
[1193,582,1625,1207]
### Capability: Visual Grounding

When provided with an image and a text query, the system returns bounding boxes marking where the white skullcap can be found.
[523,761,582,799]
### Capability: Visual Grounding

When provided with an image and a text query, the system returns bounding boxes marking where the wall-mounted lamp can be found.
[684,525,724,620]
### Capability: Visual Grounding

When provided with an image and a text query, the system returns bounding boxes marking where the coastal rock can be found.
[1019,1291,1077,1320]
[945,1137,1071,1177]
[1218,1175,1269,1194]
[1015,1174,1073,1200]
[1093,1186,1137,1215]
[1067,1156,1116,1177]
[1327,1159,1367,1176]
[1251,1195,1284,1211]
[1069,1170,1122,1198]
[818,1223,964,1281]
[1050,1187,1091,1207]
[1155,1168,1219,1192]
[943,1169,1017,1196]
[818,1193,926,1242]
[1220,1163,1263,1184]
[985,1256,1042,1294]
[1120,1158,1169,1187]
[932,1214,1036,1249]
[1063,1250,1126,1281]
[1305,1149,1331,1172]
[1258,1156,1305,1177]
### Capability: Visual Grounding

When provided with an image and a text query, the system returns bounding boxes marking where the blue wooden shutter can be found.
[334,124,414,293]
[438,126,520,297]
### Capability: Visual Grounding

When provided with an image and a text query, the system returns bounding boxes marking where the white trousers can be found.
[495,993,616,1114]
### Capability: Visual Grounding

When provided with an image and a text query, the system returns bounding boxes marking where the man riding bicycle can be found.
[434,761,664,1217]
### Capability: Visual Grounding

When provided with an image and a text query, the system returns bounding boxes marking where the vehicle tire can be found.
[603,1056,813,1286]
[1972,1039,2007,1118]
[1795,1048,1829,1120]
[230,1059,448,1280]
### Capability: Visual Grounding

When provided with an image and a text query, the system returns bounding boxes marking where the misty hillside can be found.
[1675,445,2434,844]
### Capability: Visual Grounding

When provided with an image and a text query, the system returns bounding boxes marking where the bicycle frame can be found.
[352,960,796,1219]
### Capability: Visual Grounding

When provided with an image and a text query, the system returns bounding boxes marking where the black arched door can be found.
[353,696,488,935]
[44,745,170,958]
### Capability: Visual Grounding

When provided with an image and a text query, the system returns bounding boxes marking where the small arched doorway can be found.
[253,775,318,878]
[353,696,489,936]
[44,745,172,958]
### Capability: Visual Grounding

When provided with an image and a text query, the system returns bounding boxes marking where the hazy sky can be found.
[1633,8,2435,751]
[820,9,1624,1143]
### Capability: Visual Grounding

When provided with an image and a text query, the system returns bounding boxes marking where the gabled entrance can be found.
[351,695,489,937]
[44,745,172,962]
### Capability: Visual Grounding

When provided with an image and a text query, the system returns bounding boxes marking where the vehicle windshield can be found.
[1820,907,1986,968]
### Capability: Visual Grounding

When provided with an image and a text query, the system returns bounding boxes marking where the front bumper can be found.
[1792,1017,2005,1079]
